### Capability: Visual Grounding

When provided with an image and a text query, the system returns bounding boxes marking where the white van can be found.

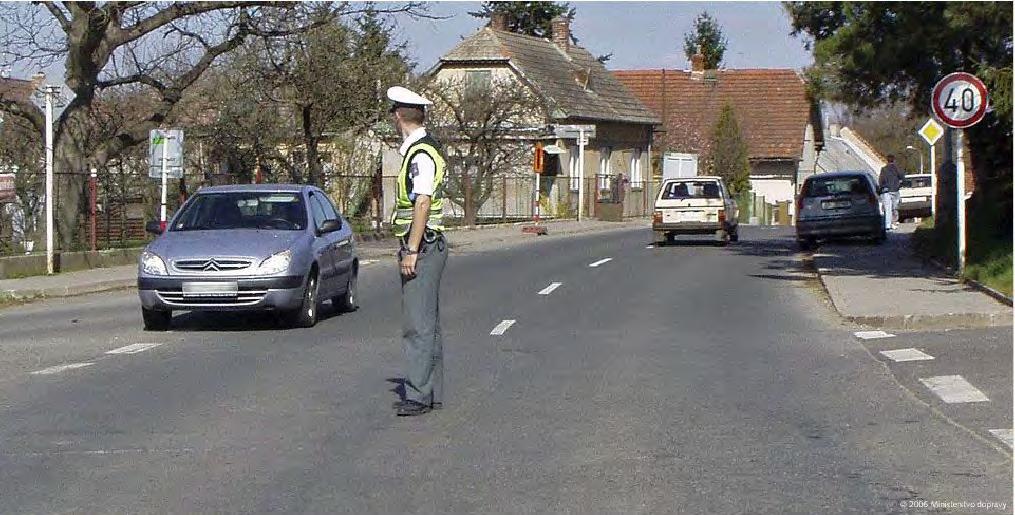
[652,177,739,246]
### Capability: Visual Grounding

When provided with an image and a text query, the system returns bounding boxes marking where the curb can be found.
[1,278,136,302]
[927,258,1013,307]
[810,254,1013,331]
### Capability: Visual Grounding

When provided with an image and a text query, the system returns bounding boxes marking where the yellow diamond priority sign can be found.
[919,118,944,145]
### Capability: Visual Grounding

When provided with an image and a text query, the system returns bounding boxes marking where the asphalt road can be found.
[0,226,1010,514]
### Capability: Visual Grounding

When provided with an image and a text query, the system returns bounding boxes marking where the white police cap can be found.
[387,86,432,107]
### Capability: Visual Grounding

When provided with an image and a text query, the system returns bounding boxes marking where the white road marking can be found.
[854,330,895,340]
[879,348,935,362]
[490,319,516,335]
[588,258,613,268]
[106,343,160,355]
[988,429,1013,449]
[31,362,95,375]
[919,375,990,403]
[645,245,654,249]
[538,282,562,295]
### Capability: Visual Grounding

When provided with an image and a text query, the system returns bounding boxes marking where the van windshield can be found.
[661,181,722,199]
[171,192,307,231]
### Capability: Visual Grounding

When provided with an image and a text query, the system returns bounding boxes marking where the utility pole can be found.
[41,84,59,274]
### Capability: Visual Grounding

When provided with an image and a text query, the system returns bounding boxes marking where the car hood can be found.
[146,230,307,261]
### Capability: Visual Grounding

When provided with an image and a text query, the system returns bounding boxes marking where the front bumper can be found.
[796,215,882,239]
[138,275,305,311]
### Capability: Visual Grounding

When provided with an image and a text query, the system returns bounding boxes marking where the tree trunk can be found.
[54,139,88,251]
[302,105,321,186]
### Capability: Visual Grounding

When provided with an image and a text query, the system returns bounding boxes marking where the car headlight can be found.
[140,251,168,276]
[258,249,292,275]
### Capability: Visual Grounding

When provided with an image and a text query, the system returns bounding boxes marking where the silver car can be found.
[796,171,886,250]
[138,184,358,330]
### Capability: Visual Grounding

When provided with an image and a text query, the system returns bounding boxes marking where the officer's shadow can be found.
[386,377,408,402]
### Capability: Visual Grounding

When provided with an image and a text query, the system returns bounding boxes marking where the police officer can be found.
[387,86,448,417]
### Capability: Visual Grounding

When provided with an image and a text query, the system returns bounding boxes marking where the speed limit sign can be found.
[932,72,988,128]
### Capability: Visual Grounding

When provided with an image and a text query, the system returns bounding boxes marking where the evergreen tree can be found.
[683,12,727,69]
[469,1,575,39]
[708,102,750,196]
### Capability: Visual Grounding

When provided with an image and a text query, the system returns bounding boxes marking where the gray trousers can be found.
[400,236,447,404]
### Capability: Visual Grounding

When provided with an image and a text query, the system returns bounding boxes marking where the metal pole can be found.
[919,150,924,174]
[577,128,585,222]
[44,86,54,274]
[89,168,97,251]
[956,130,966,272]
[160,131,168,231]
[929,143,937,218]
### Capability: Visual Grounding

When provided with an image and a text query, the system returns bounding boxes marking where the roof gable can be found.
[612,69,814,160]
[439,28,659,126]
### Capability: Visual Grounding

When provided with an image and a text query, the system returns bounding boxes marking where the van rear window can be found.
[901,177,931,189]
[804,177,870,197]
[661,181,722,199]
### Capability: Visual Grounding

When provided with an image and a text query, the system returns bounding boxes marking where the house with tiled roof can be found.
[381,14,661,220]
[613,61,823,210]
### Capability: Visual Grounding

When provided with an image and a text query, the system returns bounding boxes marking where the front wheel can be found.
[333,270,358,313]
[142,307,171,331]
[283,271,320,328]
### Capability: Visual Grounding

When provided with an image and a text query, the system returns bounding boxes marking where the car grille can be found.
[156,289,268,307]
[173,258,252,273]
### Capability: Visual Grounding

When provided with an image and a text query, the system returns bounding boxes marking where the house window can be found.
[466,70,492,94]
[599,147,611,189]
[630,149,642,185]
[569,147,580,192]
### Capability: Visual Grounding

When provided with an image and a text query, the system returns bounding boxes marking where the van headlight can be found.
[140,251,168,276]
[257,249,292,275]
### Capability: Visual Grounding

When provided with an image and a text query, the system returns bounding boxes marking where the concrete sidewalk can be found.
[812,223,1012,330]
[0,218,647,303]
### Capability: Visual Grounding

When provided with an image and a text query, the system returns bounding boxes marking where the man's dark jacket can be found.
[878,163,905,192]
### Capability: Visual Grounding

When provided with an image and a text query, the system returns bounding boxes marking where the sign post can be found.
[551,124,596,221]
[917,118,944,217]
[149,129,184,231]
[931,72,988,273]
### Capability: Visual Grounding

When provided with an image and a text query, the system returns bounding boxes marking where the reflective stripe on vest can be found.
[392,142,446,237]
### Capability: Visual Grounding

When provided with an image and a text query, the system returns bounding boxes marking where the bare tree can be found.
[0,2,426,248]
[425,76,545,226]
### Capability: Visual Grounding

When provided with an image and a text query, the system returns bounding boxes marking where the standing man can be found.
[878,154,905,230]
[387,86,448,417]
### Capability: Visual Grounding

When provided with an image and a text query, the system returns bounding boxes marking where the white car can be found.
[899,174,933,221]
[652,176,739,245]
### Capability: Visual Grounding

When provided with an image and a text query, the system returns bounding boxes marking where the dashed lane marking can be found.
[879,348,935,362]
[588,258,613,268]
[855,330,895,340]
[919,375,990,404]
[646,245,654,249]
[30,362,95,375]
[988,429,1013,449]
[490,320,516,336]
[106,343,160,355]
[538,282,562,295]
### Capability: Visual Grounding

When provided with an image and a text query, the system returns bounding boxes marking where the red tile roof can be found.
[612,69,814,160]
[0,77,36,103]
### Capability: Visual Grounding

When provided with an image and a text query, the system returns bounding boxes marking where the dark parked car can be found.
[796,171,886,250]
[138,184,358,330]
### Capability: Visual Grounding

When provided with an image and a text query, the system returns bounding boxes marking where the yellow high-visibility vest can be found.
[392,136,446,237]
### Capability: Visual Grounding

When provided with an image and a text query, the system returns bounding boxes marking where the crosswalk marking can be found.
[988,429,1013,449]
[538,282,562,295]
[106,343,160,355]
[919,375,990,403]
[879,348,935,362]
[855,330,895,340]
[31,362,95,375]
[490,319,516,335]
[588,258,613,268]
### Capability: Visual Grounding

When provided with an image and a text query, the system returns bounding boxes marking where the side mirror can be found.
[145,221,164,235]
[317,219,341,235]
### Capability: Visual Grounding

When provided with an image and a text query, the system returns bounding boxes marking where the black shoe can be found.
[392,400,443,410]
[396,400,432,417]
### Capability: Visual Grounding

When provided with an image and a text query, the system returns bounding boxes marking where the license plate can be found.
[822,200,851,210]
[182,282,238,297]
[664,211,703,223]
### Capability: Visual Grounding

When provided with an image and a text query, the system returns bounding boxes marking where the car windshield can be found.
[171,192,307,231]
[804,176,869,197]
[661,181,722,199]
[902,177,932,188]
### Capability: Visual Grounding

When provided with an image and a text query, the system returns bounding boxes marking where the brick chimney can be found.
[489,11,508,31]
[691,54,705,73]
[551,16,570,49]
[30,71,46,89]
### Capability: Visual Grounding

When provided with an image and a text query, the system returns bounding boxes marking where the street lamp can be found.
[905,144,924,174]
[33,77,64,275]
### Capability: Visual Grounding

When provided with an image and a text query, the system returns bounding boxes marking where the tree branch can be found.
[111,1,263,47]
[38,1,71,33]
[96,73,167,91]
